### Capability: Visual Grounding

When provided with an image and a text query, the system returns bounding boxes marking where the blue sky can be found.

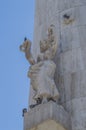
[0,0,35,130]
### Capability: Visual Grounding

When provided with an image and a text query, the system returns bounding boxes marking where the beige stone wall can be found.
[30,0,86,130]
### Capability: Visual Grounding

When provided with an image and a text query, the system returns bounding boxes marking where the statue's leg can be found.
[47,97,56,102]
[42,96,48,104]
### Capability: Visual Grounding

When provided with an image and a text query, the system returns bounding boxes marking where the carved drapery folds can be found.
[20,25,59,107]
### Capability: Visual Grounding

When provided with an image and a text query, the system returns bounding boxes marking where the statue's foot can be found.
[42,97,48,104]
[47,97,56,102]
[29,98,42,109]
[36,97,42,104]
[29,104,37,109]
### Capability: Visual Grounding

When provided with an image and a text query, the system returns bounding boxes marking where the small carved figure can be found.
[20,38,35,65]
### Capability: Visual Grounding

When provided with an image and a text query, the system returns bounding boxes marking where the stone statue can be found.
[20,25,59,107]
[28,25,59,105]
[20,37,35,65]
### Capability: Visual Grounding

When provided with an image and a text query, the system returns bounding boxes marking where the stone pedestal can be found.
[24,102,70,130]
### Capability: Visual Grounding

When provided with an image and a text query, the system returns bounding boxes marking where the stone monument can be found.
[20,0,86,130]
[20,25,59,105]
[20,25,70,130]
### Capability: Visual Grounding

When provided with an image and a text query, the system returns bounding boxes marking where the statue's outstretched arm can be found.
[20,38,35,65]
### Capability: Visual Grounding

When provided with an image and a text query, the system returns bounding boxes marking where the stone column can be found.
[30,0,86,130]
[24,1,71,130]
[59,1,86,130]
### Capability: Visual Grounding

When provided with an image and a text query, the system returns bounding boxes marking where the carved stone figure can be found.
[28,60,59,103]
[28,25,59,104]
[20,38,35,65]
[20,25,59,106]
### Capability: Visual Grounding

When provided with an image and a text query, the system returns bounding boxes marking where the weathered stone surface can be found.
[24,102,70,130]
[58,70,86,103]
[60,27,80,52]
[58,48,83,74]
[78,26,86,47]
[63,97,86,130]
[58,0,86,11]
[60,25,86,53]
